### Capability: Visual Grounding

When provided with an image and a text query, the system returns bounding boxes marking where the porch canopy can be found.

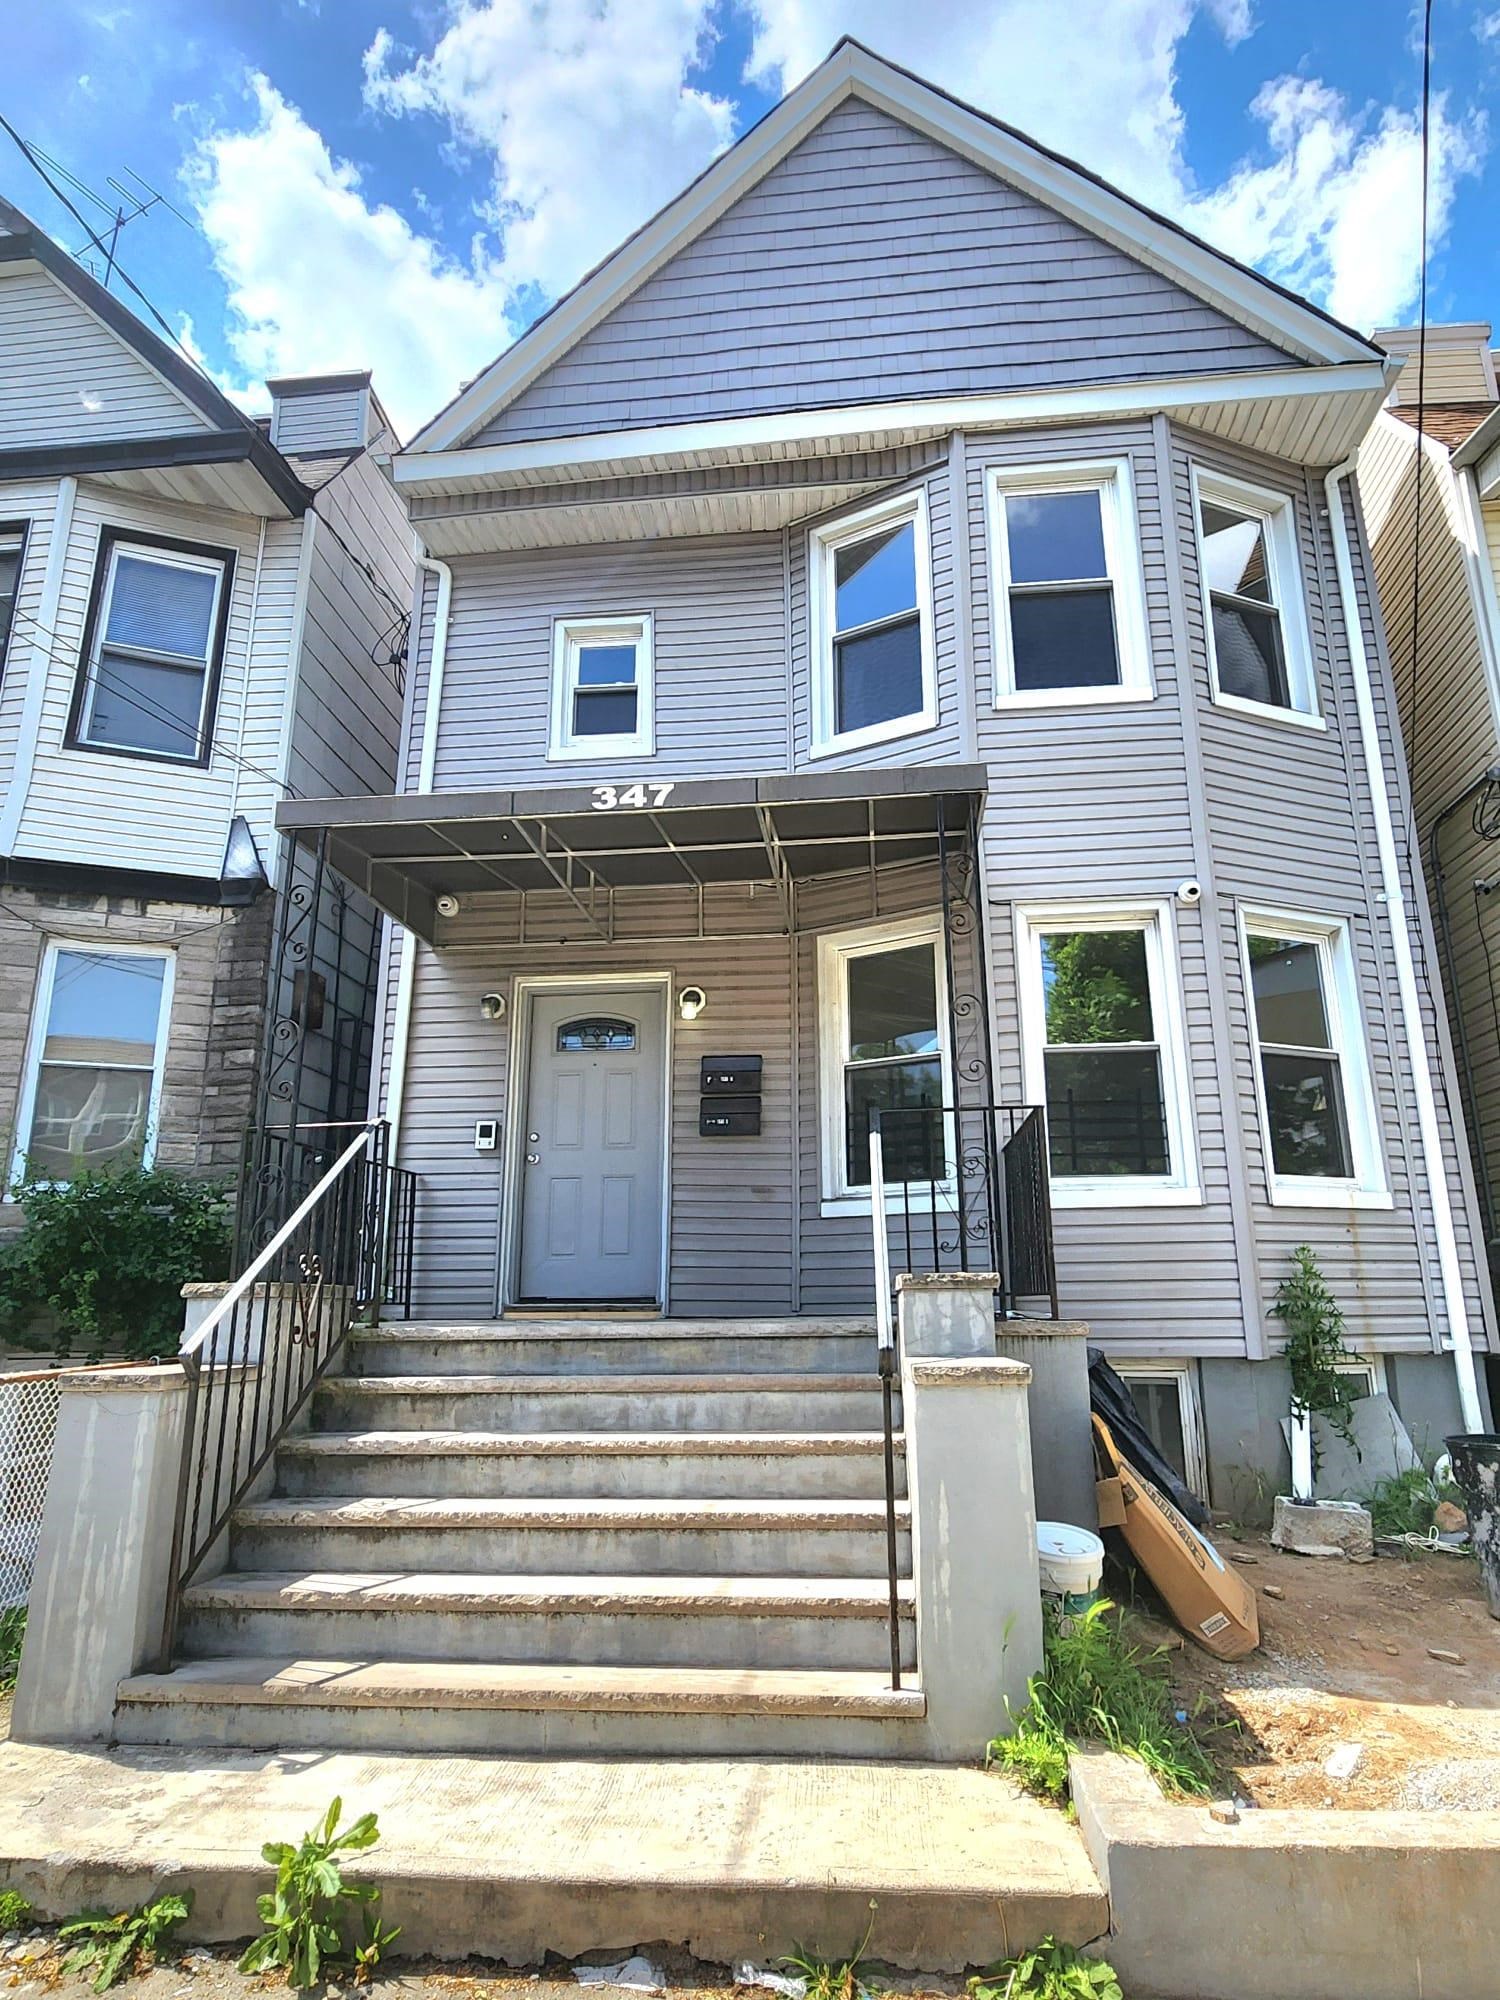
[276,766,986,945]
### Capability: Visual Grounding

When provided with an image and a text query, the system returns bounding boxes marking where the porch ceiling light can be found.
[678,985,707,1022]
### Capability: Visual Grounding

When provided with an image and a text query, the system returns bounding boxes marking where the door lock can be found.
[526,1152,540,1164]
[528,1131,540,1142]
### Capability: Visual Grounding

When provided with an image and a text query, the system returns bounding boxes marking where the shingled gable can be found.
[409,38,1383,457]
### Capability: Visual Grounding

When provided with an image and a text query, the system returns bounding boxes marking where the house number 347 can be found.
[590,783,676,810]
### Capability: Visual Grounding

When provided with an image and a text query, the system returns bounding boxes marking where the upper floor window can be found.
[70,529,233,764]
[1193,469,1318,722]
[810,492,935,756]
[1241,911,1385,1206]
[12,942,174,1185]
[0,522,27,678]
[987,461,1151,704]
[1016,901,1199,1207]
[549,613,654,759]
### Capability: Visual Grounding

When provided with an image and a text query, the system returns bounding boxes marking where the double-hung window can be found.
[988,461,1151,702]
[810,493,935,755]
[12,943,174,1184]
[1017,903,1198,1205]
[71,530,232,763]
[1241,911,1385,1204]
[1193,469,1317,720]
[818,917,949,1203]
[0,521,26,678]
[550,614,654,758]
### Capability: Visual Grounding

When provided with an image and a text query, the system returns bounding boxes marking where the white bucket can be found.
[1037,1521,1105,1615]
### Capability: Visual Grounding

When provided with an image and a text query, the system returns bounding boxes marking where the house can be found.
[41,41,1496,1765]
[0,196,415,1243]
[1360,325,1500,1325]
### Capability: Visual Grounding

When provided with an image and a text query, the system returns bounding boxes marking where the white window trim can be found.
[1238,905,1389,1209]
[986,457,1154,708]
[1191,464,1321,726]
[1015,898,1201,1208]
[816,912,952,1215]
[548,612,655,760]
[1110,1358,1208,1497]
[1336,1354,1388,1399]
[808,488,937,759]
[78,539,226,760]
[9,939,176,1190]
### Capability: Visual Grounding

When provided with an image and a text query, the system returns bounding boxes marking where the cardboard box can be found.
[1093,1415,1259,1660]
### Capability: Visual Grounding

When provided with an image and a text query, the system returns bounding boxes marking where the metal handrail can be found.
[157,1116,415,1665]
[868,1112,904,1693]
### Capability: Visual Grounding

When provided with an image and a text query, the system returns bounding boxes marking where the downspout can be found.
[1324,458,1485,1432]
[384,553,452,1158]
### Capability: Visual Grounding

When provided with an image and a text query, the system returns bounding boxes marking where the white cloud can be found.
[184,75,511,436]
[362,0,735,305]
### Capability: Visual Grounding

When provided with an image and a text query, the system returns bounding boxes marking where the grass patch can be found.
[988,1599,1223,1803]
[0,1607,23,1694]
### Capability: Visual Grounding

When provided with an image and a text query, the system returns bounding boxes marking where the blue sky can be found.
[4,1,1499,435]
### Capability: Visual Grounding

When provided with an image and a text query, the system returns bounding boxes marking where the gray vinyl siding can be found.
[476,99,1295,448]
[0,266,209,447]
[271,386,367,455]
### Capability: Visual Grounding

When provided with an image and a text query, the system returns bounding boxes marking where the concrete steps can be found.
[114,1657,927,1756]
[118,1315,918,1758]
[231,1494,912,1576]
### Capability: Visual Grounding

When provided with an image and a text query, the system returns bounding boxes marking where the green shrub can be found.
[988,1600,1221,1802]
[0,1607,24,1693]
[0,1169,231,1360]
[970,1937,1124,2000]
[0,1888,33,1933]
[60,1892,191,1991]
[1273,1243,1362,1462]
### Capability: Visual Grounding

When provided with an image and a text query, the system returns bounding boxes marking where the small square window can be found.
[70,532,232,763]
[810,495,935,755]
[1193,470,1317,720]
[550,615,654,759]
[989,461,1152,705]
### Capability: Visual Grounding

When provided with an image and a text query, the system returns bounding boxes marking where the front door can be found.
[515,987,667,1303]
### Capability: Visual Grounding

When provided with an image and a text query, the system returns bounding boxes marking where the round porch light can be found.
[677,985,707,1022]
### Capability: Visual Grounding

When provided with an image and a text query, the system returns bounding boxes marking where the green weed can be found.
[781,1901,879,2000]
[0,1607,24,1694]
[988,1600,1221,1803]
[970,1936,1124,2000]
[0,1889,33,1933]
[59,1892,190,1992]
[239,1796,396,1989]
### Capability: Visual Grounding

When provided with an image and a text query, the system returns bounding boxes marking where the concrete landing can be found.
[0,1741,1106,1972]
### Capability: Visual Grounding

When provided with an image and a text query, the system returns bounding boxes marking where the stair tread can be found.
[183,1569,917,1615]
[358,1320,876,1341]
[118,1656,923,1718]
[237,1496,911,1530]
[320,1374,878,1394]
[280,1430,903,1457]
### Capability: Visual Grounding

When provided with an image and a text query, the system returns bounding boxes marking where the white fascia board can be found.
[407,43,1380,456]
[394,362,1391,496]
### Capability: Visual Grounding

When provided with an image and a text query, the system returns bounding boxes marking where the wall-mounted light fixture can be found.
[677,985,707,1022]
[480,992,507,1022]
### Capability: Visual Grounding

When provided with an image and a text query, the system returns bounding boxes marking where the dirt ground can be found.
[1131,1530,1500,1809]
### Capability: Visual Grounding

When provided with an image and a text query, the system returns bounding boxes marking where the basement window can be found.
[549,614,654,759]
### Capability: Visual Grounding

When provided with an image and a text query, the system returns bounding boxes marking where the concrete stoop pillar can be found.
[11,1365,187,1744]
[896,1273,1043,1757]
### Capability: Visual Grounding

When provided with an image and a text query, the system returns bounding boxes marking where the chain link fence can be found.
[1,1370,62,1615]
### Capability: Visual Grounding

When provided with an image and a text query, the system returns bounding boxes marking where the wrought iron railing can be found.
[867,1102,1058,1318]
[866,1118,904,1692]
[158,1117,415,1663]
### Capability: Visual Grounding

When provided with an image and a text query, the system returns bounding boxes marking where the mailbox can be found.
[700,1055,763,1095]
[699,1094,762,1137]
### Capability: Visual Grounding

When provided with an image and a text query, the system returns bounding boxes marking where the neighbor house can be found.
[0,197,415,1241]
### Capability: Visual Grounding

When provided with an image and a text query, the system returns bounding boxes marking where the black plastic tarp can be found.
[1088,1347,1210,1528]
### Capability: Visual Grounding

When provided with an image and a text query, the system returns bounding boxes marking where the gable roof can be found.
[409,38,1384,456]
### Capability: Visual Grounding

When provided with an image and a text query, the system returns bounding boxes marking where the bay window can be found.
[1193,468,1317,720]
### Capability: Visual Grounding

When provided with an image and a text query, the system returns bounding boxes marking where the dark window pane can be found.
[844,1056,944,1185]
[0,542,19,660]
[1123,1376,1189,1484]
[1261,1051,1352,1178]
[1210,597,1288,706]
[1044,1047,1168,1176]
[834,522,916,632]
[834,615,923,733]
[1200,502,1273,604]
[572,687,638,737]
[1007,489,1108,584]
[556,1016,636,1051]
[576,643,636,687]
[106,553,217,657]
[848,944,938,1060]
[1248,936,1332,1049]
[1041,930,1153,1043]
[87,651,204,756]
[1010,587,1120,691]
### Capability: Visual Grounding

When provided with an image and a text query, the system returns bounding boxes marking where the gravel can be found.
[1396,1759,1500,1810]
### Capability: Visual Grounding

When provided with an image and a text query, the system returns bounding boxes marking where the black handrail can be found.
[156,1117,415,1665]
[867,1112,904,1692]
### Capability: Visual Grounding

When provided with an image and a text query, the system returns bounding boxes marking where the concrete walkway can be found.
[0,1741,1105,1972]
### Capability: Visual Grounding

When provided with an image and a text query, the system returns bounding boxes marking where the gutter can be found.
[1324,458,1486,1432]
[383,552,453,1157]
